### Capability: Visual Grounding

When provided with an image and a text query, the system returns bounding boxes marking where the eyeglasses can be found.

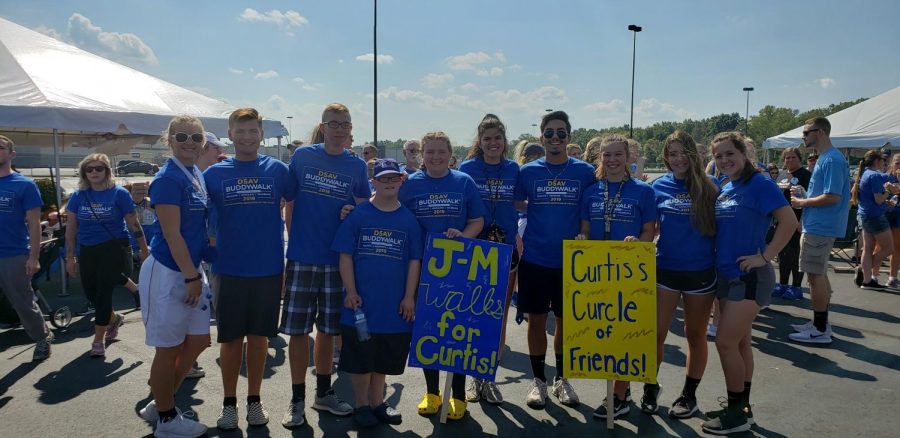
[376,175,402,183]
[84,165,107,173]
[543,128,568,139]
[801,128,821,137]
[324,121,352,129]
[172,132,205,143]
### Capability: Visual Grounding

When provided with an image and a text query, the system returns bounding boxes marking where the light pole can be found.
[627,24,642,139]
[286,116,293,143]
[373,0,378,148]
[742,87,754,134]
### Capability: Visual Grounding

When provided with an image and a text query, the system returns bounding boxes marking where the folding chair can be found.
[830,207,859,269]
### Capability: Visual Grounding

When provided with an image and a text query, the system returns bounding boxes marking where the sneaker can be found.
[855,267,864,287]
[353,406,378,428]
[640,384,661,414]
[312,390,353,416]
[701,407,750,435]
[216,404,239,430]
[90,342,105,357]
[771,284,786,298]
[593,397,630,419]
[759,304,769,311]
[373,402,402,425]
[861,279,886,290]
[32,332,53,362]
[525,378,548,409]
[246,401,269,426]
[706,324,717,338]
[706,398,755,425]
[783,285,804,300]
[466,378,484,402]
[139,400,159,422]
[551,377,580,406]
[790,319,814,332]
[155,411,208,438]
[788,326,833,344]
[281,400,306,429]
[888,278,900,289]
[105,313,125,341]
[482,380,503,405]
[669,394,698,418]
[184,366,205,379]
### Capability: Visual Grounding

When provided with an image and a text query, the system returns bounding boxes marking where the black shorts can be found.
[657,267,717,295]
[338,326,411,375]
[216,273,283,343]
[715,265,775,307]
[517,259,563,316]
[510,246,521,272]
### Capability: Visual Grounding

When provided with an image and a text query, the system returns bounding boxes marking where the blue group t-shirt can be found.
[149,158,209,271]
[204,155,294,277]
[286,144,371,265]
[458,157,520,245]
[398,169,485,239]
[653,173,717,271]
[67,186,134,247]
[515,157,596,268]
[332,202,423,333]
[802,147,850,237]
[714,173,788,280]
[0,173,43,257]
[856,168,888,219]
[580,177,657,241]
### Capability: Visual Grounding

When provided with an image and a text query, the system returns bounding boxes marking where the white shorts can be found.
[139,255,211,348]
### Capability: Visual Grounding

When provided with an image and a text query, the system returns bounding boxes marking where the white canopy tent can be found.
[763,85,900,150]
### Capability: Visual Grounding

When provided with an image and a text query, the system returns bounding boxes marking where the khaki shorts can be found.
[799,233,836,275]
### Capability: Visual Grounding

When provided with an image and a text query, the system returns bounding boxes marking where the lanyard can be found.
[603,178,627,240]
[170,157,208,206]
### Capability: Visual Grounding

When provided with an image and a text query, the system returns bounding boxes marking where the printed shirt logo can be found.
[300,165,353,200]
[79,201,115,222]
[589,196,639,222]
[715,192,740,218]
[532,179,581,205]
[187,185,207,211]
[357,227,407,260]
[658,192,693,215]
[0,190,13,212]
[412,192,464,218]
[476,178,515,202]
[222,177,276,206]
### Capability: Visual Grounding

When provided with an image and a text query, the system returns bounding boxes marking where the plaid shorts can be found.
[279,262,343,336]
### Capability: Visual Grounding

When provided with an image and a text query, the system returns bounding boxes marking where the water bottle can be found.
[354,308,370,341]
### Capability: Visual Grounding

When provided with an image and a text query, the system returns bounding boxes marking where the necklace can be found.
[545,157,571,182]
[603,177,628,239]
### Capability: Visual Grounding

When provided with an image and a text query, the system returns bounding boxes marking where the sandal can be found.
[417,393,441,416]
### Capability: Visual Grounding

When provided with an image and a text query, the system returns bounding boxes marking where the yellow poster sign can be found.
[562,240,657,383]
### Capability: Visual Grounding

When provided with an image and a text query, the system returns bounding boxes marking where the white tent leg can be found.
[52,129,68,297]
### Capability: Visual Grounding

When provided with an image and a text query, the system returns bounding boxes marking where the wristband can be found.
[184,273,202,284]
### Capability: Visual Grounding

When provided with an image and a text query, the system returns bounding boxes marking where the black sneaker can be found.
[353,406,378,429]
[372,402,402,425]
[592,397,629,419]
[707,401,754,426]
[855,267,864,287]
[640,384,661,414]
[669,394,698,418]
[861,279,885,290]
[701,406,750,435]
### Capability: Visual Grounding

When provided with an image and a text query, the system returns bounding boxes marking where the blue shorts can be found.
[859,214,890,234]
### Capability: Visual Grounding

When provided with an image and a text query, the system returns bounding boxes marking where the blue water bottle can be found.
[354,308,370,341]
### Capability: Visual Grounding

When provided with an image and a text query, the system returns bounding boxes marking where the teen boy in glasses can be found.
[514,111,595,408]
[281,103,371,428]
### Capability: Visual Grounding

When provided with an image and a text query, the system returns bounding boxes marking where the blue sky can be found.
[2,0,899,146]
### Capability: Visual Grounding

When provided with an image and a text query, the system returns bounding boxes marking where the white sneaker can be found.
[788,326,833,344]
[246,401,269,426]
[466,378,484,402]
[281,400,306,428]
[154,411,207,438]
[525,378,548,408]
[790,320,814,332]
[216,404,238,430]
[139,400,159,422]
[551,377,580,406]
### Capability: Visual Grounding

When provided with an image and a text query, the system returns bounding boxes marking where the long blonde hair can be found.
[593,134,631,180]
[664,131,718,236]
[76,153,115,191]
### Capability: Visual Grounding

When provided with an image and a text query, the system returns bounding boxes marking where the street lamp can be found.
[286,116,293,143]
[373,0,378,148]
[742,87,754,134]
[627,24,642,139]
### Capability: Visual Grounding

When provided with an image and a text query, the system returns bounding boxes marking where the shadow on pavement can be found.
[34,353,142,403]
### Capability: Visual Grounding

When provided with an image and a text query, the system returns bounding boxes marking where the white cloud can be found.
[255,70,279,80]
[476,67,504,77]
[67,13,158,65]
[239,8,308,28]
[356,53,394,64]
[445,51,492,70]
[460,83,479,92]
[378,84,566,114]
[818,78,836,89]
[495,50,507,63]
[264,95,287,112]
[292,77,319,91]
[508,64,523,72]
[34,25,62,40]
[228,67,244,74]
[584,99,627,113]
[584,97,694,127]
[422,73,454,88]
[337,59,344,64]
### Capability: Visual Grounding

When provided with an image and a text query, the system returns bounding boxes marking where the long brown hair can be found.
[664,131,718,236]
[711,131,757,183]
[851,149,883,205]
[465,114,508,160]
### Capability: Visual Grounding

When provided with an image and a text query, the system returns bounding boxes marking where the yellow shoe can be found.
[447,398,467,420]
[417,393,441,416]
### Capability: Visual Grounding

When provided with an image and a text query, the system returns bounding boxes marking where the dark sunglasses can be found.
[376,175,402,183]
[172,132,205,143]
[807,157,818,162]
[84,165,107,173]
[324,121,352,129]
[543,128,568,139]
[801,128,821,137]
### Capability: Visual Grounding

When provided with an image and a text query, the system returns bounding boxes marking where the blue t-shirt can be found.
[332,202,423,333]
[802,147,850,237]
[515,157,596,268]
[398,169,486,239]
[0,173,42,257]
[286,144,370,265]
[714,173,788,280]
[67,186,134,247]
[458,157,520,245]
[149,159,209,271]
[204,155,294,276]
[856,168,888,219]
[580,178,657,241]
[653,173,717,271]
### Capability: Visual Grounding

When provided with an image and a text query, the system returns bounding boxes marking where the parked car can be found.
[116,160,159,176]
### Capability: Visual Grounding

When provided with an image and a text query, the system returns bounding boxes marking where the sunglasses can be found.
[543,128,568,139]
[376,175,403,183]
[84,165,107,173]
[172,132,205,143]
[807,157,818,162]
[324,121,352,129]
[801,128,821,137]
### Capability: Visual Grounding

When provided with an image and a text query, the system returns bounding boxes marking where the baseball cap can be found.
[205,132,228,149]
[523,143,544,156]
[373,158,402,177]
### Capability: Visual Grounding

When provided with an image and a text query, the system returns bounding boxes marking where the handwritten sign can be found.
[408,233,513,381]
[562,240,657,383]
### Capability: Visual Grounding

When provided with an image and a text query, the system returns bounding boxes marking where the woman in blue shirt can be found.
[884,153,900,287]
[648,131,719,419]
[64,153,147,358]
[459,114,520,405]
[851,150,895,289]
[702,132,796,435]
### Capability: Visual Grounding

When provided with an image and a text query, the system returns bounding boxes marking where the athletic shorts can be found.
[657,267,717,295]
[799,233,836,275]
[859,214,890,234]
[517,259,563,316]
[216,273,283,343]
[279,262,342,336]
[338,326,412,375]
[715,265,775,307]
[139,255,211,348]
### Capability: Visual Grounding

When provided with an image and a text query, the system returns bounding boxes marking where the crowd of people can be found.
[0,109,858,437]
